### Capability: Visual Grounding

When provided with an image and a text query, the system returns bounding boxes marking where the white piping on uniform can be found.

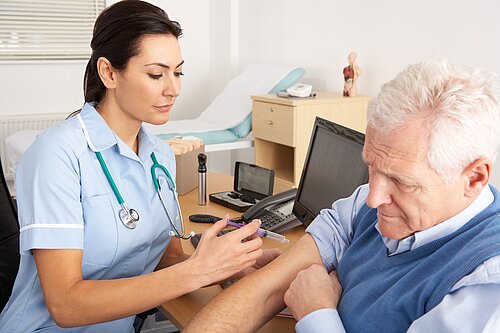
[20,223,84,232]
[76,113,99,152]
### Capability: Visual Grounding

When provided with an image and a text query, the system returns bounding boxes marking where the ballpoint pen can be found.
[227,220,290,244]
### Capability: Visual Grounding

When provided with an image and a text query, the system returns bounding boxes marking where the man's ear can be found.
[463,158,491,198]
[96,57,117,89]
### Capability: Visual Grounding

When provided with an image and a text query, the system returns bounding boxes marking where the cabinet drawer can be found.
[252,102,295,146]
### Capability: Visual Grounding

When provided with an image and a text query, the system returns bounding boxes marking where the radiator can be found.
[0,113,66,180]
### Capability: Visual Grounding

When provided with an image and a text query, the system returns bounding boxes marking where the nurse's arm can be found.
[183,233,322,333]
[34,248,201,327]
[155,236,190,269]
[33,219,263,328]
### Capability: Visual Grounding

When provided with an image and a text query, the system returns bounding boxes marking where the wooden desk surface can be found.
[159,173,305,332]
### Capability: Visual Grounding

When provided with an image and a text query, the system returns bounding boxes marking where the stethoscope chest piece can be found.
[119,207,139,229]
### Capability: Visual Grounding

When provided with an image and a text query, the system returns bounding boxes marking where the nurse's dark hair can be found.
[83,0,182,104]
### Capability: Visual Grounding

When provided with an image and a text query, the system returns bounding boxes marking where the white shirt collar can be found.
[377,185,494,255]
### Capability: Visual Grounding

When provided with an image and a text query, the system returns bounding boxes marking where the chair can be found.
[0,157,20,313]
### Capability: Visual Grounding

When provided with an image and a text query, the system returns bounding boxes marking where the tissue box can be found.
[166,137,205,196]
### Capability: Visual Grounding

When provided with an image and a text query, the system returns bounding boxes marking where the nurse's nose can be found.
[366,173,392,208]
[163,74,181,98]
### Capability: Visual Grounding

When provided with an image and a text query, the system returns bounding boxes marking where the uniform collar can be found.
[78,102,166,164]
[137,126,164,162]
[78,102,117,152]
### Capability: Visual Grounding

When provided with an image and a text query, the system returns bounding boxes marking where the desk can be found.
[159,173,305,332]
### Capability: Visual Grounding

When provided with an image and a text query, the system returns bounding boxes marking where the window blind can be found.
[0,0,105,61]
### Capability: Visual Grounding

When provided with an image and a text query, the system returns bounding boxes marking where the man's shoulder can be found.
[452,255,500,291]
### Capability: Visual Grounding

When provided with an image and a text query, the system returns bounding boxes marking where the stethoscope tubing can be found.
[95,151,125,205]
[76,113,192,238]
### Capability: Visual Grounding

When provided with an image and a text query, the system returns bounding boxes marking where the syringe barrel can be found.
[261,229,289,243]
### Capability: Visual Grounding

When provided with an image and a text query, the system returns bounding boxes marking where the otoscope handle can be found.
[198,153,207,205]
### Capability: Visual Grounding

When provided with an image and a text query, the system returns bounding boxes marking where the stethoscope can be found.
[77,114,195,239]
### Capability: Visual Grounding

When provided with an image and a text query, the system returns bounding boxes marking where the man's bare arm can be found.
[183,233,323,333]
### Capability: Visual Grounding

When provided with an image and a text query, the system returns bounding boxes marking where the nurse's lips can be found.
[155,104,173,112]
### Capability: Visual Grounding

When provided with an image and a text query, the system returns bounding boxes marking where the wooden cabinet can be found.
[252,92,370,192]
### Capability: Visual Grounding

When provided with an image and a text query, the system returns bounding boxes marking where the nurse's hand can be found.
[188,215,264,286]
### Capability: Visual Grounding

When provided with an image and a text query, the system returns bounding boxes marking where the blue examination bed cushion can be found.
[158,130,238,145]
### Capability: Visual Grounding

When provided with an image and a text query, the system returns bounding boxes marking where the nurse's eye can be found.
[174,71,184,77]
[148,73,163,80]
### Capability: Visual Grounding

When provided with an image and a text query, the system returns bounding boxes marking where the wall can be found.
[1,0,499,186]
[235,0,500,186]
[0,0,211,121]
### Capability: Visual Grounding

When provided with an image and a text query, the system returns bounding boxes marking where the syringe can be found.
[227,221,290,244]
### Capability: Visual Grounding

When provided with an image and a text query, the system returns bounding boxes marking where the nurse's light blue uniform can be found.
[0,103,176,332]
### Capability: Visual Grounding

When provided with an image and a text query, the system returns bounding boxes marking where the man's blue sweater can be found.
[337,186,500,333]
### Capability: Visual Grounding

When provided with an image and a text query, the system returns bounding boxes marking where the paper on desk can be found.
[277,307,293,318]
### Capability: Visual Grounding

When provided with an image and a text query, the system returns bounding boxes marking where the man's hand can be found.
[183,234,323,333]
[284,264,342,321]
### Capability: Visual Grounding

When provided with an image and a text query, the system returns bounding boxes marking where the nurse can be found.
[0,1,279,332]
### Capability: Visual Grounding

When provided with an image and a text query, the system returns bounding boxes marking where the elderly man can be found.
[184,59,500,333]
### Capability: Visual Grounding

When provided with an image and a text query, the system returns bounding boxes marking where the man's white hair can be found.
[367,59,500,183]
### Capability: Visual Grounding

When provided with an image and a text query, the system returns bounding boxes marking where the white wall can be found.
[237,0,500,97]
[0,0,211,121]
[1,0,499,186]
[234,0,500,186]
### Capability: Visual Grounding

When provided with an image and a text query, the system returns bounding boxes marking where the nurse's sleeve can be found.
[16,132,84,254]
[305,184,368,271]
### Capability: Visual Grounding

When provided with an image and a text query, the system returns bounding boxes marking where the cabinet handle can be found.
[270,107,274,112]
[267,120,274,125]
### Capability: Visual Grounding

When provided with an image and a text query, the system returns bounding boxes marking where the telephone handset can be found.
[242,188,301,233]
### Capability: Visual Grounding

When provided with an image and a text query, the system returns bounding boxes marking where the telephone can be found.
[241,188,302,233]
[286,83,313,97]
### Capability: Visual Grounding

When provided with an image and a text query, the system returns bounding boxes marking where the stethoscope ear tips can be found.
[168,230,196,239]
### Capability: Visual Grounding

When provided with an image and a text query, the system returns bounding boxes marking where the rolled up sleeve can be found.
[306,184,368,271]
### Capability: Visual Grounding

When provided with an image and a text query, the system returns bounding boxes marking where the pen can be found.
[227,220,290,244]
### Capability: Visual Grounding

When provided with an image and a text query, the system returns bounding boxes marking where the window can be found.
[0,0,106,61]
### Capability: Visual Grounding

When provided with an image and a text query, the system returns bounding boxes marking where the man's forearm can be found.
[183,234,323,332]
